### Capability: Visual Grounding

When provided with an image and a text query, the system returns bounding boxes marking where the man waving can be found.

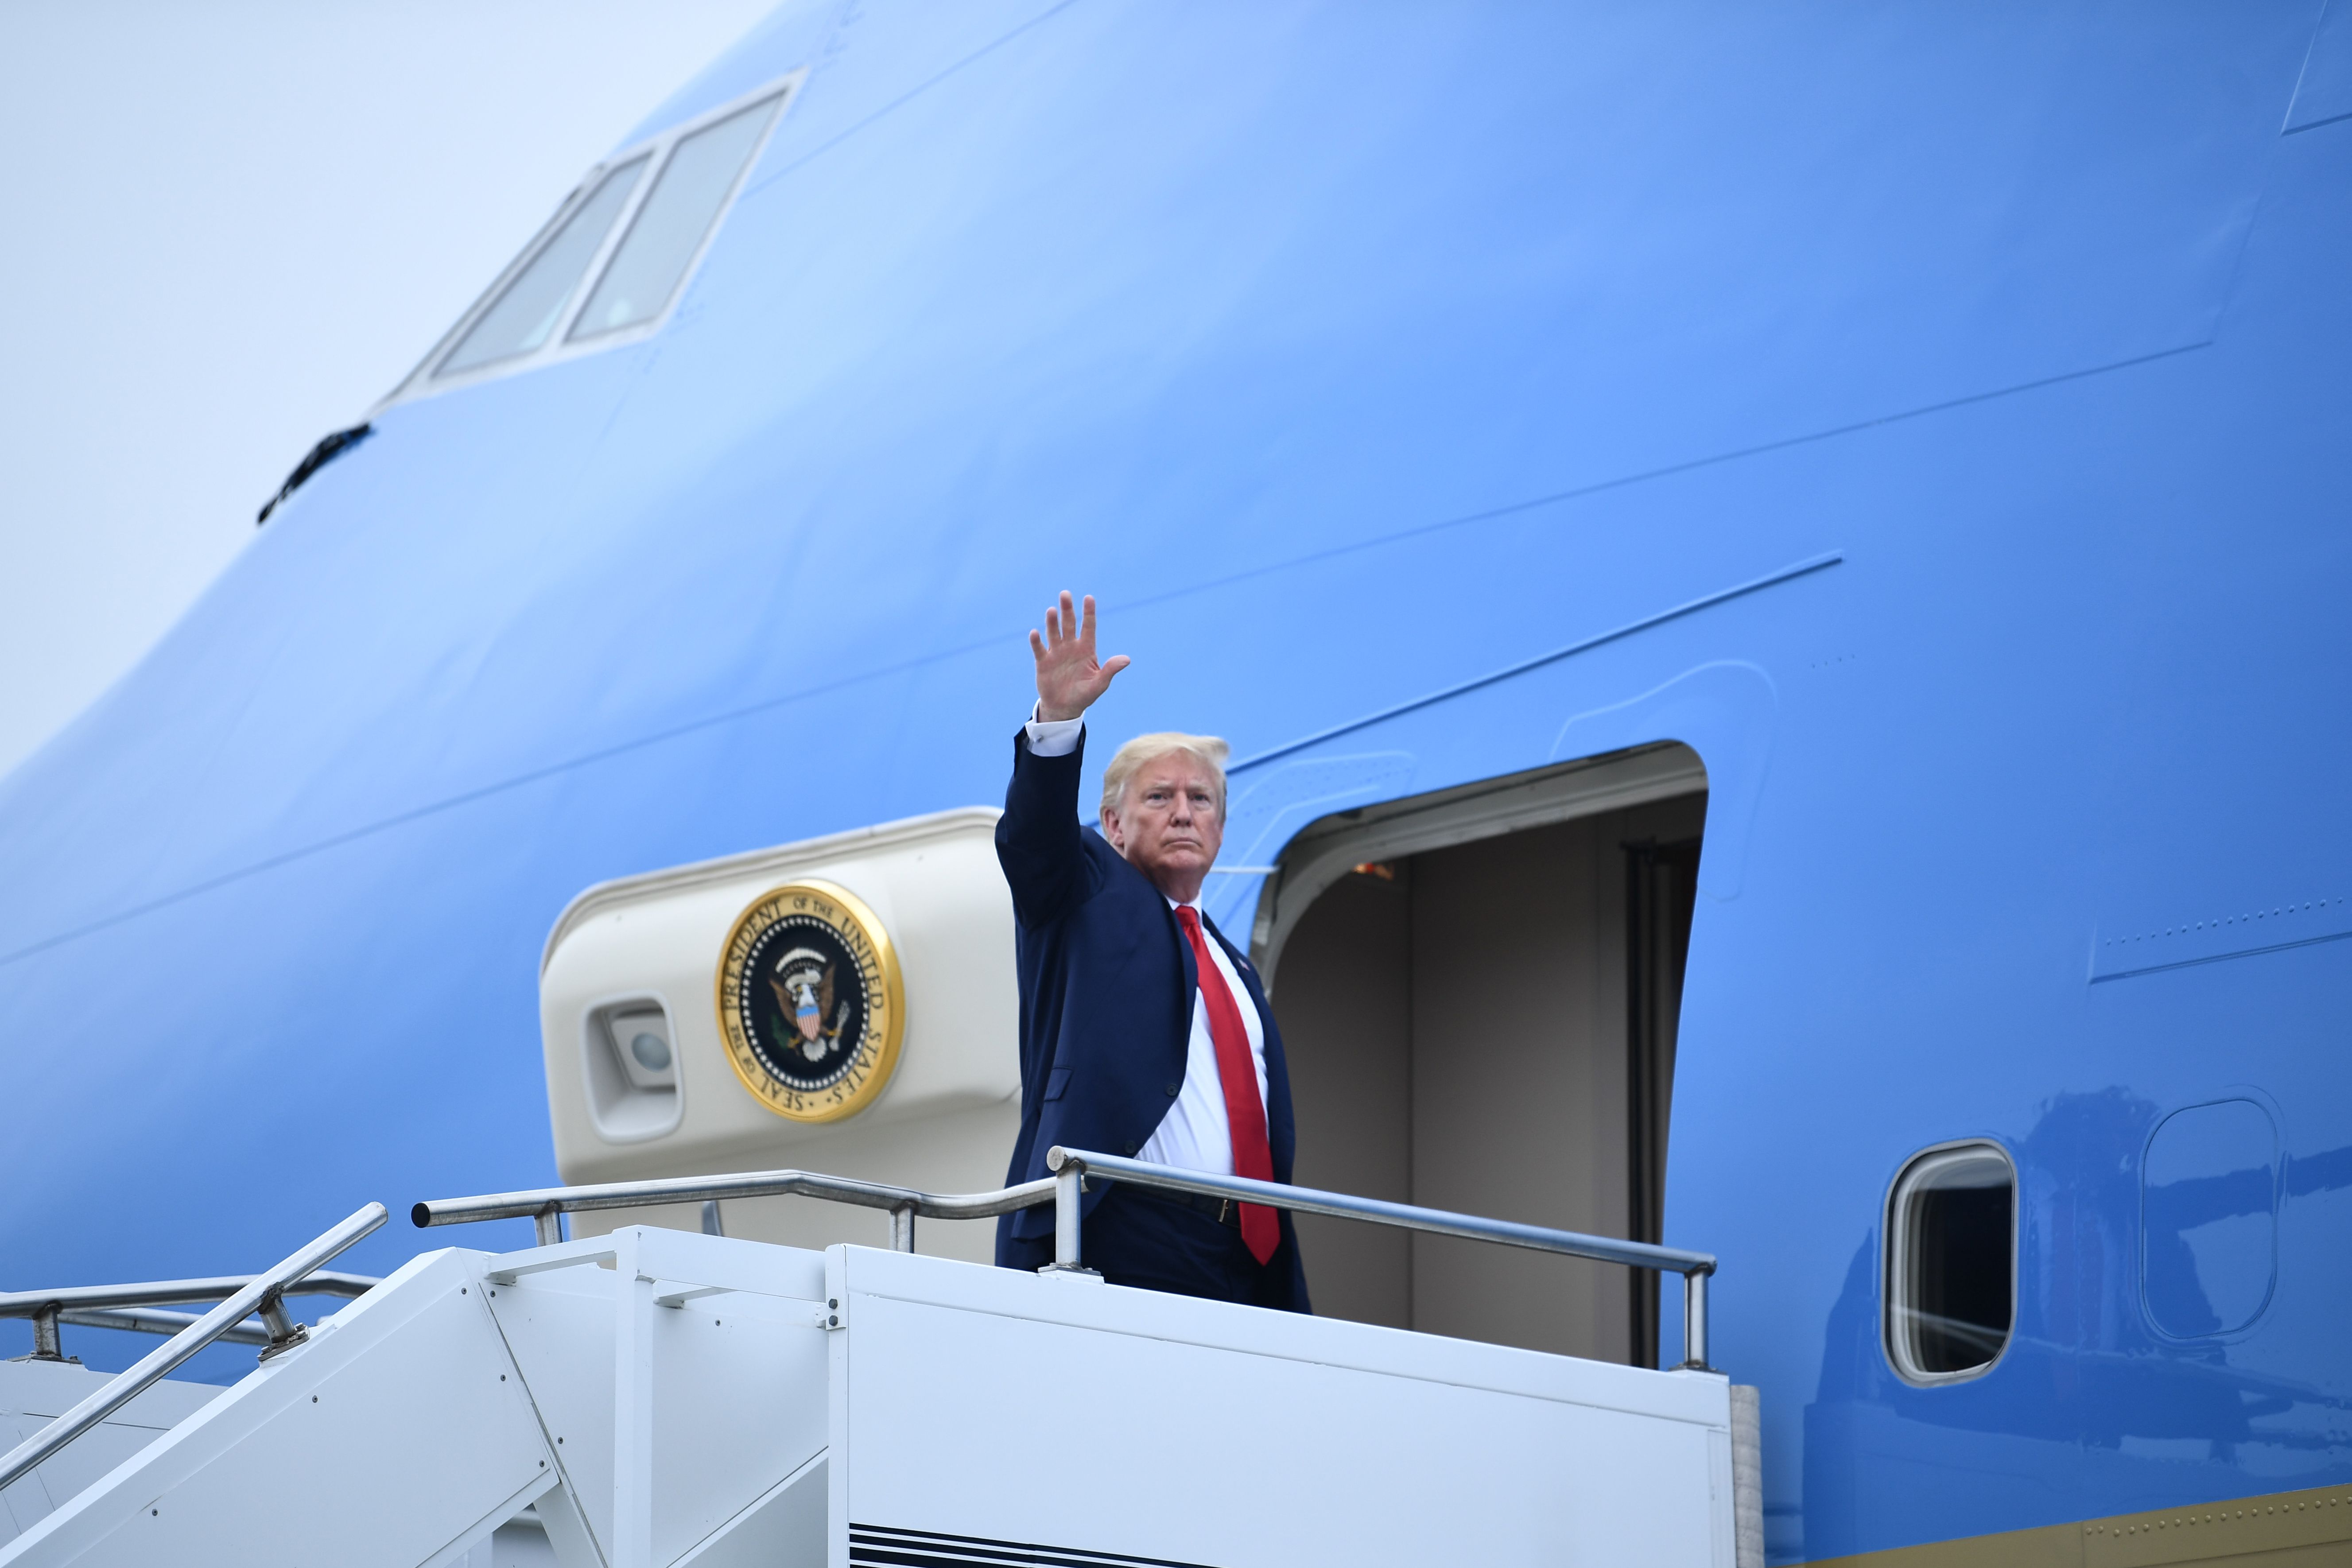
[992,592,1310,1311]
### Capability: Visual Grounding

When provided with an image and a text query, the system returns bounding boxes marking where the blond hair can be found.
[1101,732,1230,823]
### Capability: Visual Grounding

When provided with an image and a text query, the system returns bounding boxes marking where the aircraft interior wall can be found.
[1272,781,1703,1366]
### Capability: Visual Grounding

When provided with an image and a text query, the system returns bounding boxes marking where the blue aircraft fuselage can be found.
[4,4,2349,1561]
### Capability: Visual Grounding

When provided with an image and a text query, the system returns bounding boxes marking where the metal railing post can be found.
[1679,1266,1713,1372]
[255,1288,309,1361]
[889,1203,916,1254]
[1053,1161,1083,1270]
[533,1203,564,1248]
[30,1306,64,1362]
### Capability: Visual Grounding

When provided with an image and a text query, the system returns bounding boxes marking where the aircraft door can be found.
[1263,745,1704,1366]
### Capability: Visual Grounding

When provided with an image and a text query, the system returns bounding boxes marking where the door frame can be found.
[1250,741,1707,984]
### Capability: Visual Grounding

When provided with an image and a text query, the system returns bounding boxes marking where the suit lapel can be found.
[1203,913,1273,1036]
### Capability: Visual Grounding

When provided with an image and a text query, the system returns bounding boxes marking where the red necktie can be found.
[1174,905,1280,1265]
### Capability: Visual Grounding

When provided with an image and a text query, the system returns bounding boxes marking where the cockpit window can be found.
[439,156,647,377]
[570,96,782,341]
[390,71,800,404]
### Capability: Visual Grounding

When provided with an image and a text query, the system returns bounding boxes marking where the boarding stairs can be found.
[0,1152,1760,1568]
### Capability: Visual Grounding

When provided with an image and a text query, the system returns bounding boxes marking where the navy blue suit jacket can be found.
[993,728,1308,1307]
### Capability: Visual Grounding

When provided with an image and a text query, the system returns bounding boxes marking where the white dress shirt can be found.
[1023,710,1271,1175]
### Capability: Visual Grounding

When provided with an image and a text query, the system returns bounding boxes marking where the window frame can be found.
[2139,1097,2282,1342]
[433,151,655,377]
[383,69,804,408]
[1250,741,1708,979]
[1882,1138,2018,1387]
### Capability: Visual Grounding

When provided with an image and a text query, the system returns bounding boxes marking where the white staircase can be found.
[0,1226,1739,1567]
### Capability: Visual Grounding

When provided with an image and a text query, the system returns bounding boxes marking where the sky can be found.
[0,0,779,779]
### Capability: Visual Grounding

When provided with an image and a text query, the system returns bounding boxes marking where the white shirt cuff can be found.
[1024,705,1083,758]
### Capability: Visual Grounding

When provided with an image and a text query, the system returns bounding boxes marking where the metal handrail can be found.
[415,1150,1722,1370]
[0,1203,388,1495]
[1046,1148,1719,1371]
[1,1270,380,1363]
[412,1168,1059,1250]
[56,1307,272,1348]
[0,1270,379,1317]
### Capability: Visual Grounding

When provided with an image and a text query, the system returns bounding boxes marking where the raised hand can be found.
[1030,591,1131,722]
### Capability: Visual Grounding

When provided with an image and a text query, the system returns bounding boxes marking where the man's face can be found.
[1102,752,1224,899]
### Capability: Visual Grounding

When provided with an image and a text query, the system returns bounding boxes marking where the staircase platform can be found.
[0,1229,1735,1567]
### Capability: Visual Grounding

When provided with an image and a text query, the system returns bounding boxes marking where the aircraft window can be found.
[2142,1099,2278,1337]
[1885,1143,2014,1383]
[438,155,648,377]
[569,95,781,342]
[385,73,801,406]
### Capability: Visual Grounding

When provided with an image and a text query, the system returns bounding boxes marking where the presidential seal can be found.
[714,880,905,1122]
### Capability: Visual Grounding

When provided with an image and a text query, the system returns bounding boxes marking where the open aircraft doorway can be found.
[1256,742,1706,1367]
